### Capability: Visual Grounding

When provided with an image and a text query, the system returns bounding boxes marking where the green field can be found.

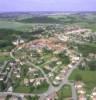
[76,43,96,56]
[57,85,72,99]
[69,69,96,93]
[14,82,49,94]
[0,20,35,31]
[0,54,13,62]
[1,13,96,31]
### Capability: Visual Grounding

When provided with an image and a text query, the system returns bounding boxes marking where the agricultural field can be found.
[76,43,96,56]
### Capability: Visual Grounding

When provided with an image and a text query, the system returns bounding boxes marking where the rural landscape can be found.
[0,12,96,100]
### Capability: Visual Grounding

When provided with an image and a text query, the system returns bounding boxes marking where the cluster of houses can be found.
[75,81,86,100]
[24,77,46,87]
[55,25,95,43]
[11,58,48,87]
[0,61,14,91]
[91,87,96,100]
[12,62,21,79]
[52,54,80,86]
[23,67,46,87]
[88,53,96,59]
[0,64,7,81]
[25,37,66,52]
[12,39,25,46]
[75,81,96,100]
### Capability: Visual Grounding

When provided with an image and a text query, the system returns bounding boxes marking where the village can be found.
[0,25,96,100]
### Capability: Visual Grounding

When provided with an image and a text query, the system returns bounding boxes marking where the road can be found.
[70,83,77,100]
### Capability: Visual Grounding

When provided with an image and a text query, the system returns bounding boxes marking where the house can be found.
[56,61,62,65]
[20,62,24,66]
[91,87,96,100]
[13,39,24,46]
[18,46,22,50]
[55,76,62,81]
[0,75,4,81]
[29,79,35,83]
[48,73,54,77]
[46,92,57,100]
[72,56,80,62]
[33,80,41,86]
[68,64,73,69]
[44,65,51,71]
[78,94,87,100]
[16,74,20,78]
[77,89,86,94]
[12,40,19,46]
[28,67,37,73]
[8,86,13,92]
[19,39,24,44]
[75,81,85,90]
[58,34,69,42]
[13,71,17,74]
[53,80,60,85]
[24,78,29,86]
[60,69,66,73]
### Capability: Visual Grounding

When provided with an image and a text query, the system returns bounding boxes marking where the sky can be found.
[0,0,96,12]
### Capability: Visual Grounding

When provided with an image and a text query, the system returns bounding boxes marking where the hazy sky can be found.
[0,0,96,12]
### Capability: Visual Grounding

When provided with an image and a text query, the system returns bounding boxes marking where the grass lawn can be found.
[14,85,49,94]
[14,86,30,93]
[77,43,96,56]
[14,82,49,94]
[0,54,13,62]
[0,20,34,32]
[69,69,96,93]
[57,85,72,99]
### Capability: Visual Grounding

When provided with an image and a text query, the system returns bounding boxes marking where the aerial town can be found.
[0,12,96,100]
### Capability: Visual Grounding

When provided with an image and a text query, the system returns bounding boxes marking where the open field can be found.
[76,43,96,56]
[14,82,49,94]
[0,20,35,31]
[1,13,96,31]
[69,69,96,94]
[57,84,72,99]
[0,52,12,62]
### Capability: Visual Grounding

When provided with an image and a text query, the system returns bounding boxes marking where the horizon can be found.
[0,11,96,13]
[0,0,96,12]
